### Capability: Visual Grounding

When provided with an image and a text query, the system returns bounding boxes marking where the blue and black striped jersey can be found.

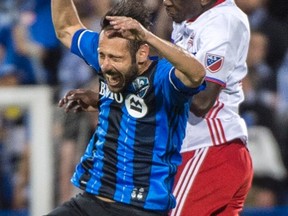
[70,29,205,211]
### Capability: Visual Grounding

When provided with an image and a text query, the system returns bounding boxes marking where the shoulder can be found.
[154,59,174,79]
[71,29,101,71]
[204,1,249,29]
[192,4,249,43]
[72,29,99,46]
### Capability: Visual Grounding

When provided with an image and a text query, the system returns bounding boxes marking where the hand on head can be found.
[106,16,149,41]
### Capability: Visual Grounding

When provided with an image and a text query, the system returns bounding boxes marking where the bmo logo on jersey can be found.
[99,80,124,103]
[125,94,148,118]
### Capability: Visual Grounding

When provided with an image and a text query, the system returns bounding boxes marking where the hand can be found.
[106,16,149,41]
[58,89,99,113]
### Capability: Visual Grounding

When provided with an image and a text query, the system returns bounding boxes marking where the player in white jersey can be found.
[163,0,253,215]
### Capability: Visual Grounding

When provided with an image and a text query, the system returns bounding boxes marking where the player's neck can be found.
[187,0,219,22]
[138,59,152,75]
[201,0,219,14]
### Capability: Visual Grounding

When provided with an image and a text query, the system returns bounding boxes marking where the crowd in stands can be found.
[1,0,288,212]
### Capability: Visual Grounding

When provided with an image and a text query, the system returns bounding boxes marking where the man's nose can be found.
[100,58,112,71]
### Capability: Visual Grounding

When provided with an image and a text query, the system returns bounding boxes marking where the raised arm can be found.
[106,16,206,88]
[51,0,85,48]
[146,32,205,88]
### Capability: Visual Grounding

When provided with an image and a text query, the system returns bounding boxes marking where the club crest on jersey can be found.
[125,94,148,118]
[132,76,150,98]
[205,53,224,73]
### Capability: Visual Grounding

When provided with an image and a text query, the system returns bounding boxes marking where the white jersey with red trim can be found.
[172,0,250,152]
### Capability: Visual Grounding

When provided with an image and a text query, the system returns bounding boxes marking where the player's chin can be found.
[170,13,185,23]
[108,84,124,93]
[166,10,180,22]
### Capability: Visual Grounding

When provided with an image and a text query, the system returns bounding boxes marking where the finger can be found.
[61,90,77,105]
[106,16,128,21]
[67,93,85,102]
[74,105,84,113]
[63,90,75,99]
[58,99,65,107]
[64,100,78,112]
[58,97,70,107]
[107,16,133,28]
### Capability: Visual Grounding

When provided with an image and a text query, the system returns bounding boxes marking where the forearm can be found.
[190,81,222,117]
[145,32,205,87]
[51,0,85,48]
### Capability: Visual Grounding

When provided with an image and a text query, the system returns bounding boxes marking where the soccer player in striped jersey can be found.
[162,0,254,215]
[47,0,206,215]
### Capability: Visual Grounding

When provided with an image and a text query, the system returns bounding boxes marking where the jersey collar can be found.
[186,0,226,23]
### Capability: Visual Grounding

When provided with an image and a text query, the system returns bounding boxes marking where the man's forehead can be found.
[98,31,130,52]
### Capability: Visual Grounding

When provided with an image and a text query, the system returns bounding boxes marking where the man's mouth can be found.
[105,73,122,87]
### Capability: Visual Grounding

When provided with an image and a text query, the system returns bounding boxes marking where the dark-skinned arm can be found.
[58,89,99,113]
[190,81,222,117]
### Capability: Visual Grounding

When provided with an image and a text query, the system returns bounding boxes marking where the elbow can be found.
[196,72,206,85]
[54,26,62,39]
[52,22,65,40]
[198,65,206,82]
[54,25,79,48]
[54,24,69,40]
[191,107,207,117]
[190,95,214,117]
[54,30,70,48]
[55,30,66,41]
[190,104,210,117]
[190,67,206,87]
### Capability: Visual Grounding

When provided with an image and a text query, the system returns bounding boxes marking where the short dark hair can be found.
[101,0,152,30]
[100,0,153,61]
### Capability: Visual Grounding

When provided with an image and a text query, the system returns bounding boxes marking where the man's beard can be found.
[124,62,139,88]
[105,62,139,93]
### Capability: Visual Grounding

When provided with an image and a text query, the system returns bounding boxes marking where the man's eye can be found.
[112,57,121,62]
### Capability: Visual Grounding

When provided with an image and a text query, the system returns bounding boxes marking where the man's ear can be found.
[136,44,150,64]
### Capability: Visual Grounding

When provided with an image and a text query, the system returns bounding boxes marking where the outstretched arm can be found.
[51,0,86,48]
[106,16,206,88]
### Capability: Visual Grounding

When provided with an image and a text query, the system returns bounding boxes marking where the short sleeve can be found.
[157,59,206,105]
[70,29,101,72]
